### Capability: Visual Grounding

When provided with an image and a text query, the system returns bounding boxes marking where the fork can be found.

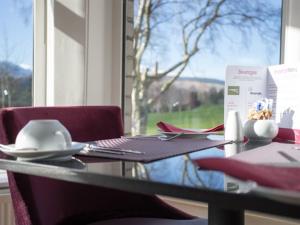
[158,132,184,141]
[122,135,159,140]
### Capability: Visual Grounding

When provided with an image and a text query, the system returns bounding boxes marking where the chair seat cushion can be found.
[88,218,207,225]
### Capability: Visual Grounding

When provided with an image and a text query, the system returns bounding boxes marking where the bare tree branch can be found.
[131,0,281,135]
[146,0,225,106]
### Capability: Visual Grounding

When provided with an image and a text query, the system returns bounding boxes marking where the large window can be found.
[125,0,282,135]
[0,0,33,107]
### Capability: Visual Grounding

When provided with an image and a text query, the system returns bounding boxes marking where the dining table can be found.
[0,134,300,225]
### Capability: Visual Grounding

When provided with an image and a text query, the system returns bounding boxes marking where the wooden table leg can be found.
[208,204,244,225]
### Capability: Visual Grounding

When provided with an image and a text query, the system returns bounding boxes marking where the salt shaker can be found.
[225,110,244,142]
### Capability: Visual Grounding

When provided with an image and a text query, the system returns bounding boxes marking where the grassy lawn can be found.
[147,104,224,134]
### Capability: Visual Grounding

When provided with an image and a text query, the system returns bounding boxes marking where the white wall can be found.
[86,0,123,105]
[281,0,300,64]
[53,0,86,105]
[34,0,123,107]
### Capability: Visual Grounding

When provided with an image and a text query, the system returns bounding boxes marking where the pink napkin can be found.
[156,121,224,134]
[194,157,300,192]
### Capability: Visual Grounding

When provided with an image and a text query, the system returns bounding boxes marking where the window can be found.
[0,0,33,184]
[124,0,282,135]
[0,0,33,107]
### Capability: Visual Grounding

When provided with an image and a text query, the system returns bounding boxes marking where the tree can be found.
[131,0,281,135]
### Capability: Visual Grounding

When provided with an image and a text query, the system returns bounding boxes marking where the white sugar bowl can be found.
[15,120,72,151]
[243,119,278,143]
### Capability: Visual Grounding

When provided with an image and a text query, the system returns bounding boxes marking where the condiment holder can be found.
[224,110,244,143]
[243,98,278,143]
[243,119,278,143]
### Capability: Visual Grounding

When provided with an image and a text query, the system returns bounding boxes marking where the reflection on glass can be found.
[86,161,123,176]
[133,152,225,190]
[224,175,256,194]
[224,143,244,157]
[42,157,87,170]
[0,0,33,107]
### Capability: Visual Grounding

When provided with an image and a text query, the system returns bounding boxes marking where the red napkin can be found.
[157,121,224,134]
[274,127,300,144]
[194,157,300,192]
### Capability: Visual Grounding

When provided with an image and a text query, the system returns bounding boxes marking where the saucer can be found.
[0,142,85,161]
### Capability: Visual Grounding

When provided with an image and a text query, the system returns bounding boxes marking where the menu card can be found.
[225,64,300,130]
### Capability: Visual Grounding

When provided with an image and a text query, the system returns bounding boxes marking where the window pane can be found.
[0,0,33,107]
[126,0,282,135]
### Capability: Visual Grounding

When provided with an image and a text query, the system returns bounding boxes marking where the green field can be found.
[147,104,224,134]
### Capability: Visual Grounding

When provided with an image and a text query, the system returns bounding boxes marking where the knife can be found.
[84,146,125,155]
[278,151,299,162]
[87,144,144,155]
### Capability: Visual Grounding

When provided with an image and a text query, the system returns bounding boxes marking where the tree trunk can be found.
[131,79,149,135]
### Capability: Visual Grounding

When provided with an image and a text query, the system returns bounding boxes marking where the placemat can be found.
[78,137,230,162]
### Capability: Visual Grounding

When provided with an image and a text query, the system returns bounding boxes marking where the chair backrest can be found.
[0,106,190,225]
[0,106,124,225]
[0,106,124,144]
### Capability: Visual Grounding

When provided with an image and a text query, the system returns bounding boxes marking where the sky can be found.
[139,0,282,81]
[0,0,33,70]
[0,0,282,78]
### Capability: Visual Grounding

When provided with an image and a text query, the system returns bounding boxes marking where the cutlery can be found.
[86,147,125,155]
[87,144,144,155]
[122,133,184,141]
[158,132,184,141]
[121,135,159,140]
[278,151,299,162]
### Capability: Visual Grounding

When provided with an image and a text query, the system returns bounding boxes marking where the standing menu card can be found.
[225,64,300,130]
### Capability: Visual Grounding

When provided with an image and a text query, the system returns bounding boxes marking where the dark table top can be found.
[0,135,300,220]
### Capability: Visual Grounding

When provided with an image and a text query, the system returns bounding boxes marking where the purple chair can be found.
[0,106,205,225]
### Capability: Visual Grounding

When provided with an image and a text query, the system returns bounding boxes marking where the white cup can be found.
[225,110,244,142]
[15,120,72,151]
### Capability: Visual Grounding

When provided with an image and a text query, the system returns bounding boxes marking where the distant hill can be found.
[149,75,224,113]
[177,76,224,85]
[0,61,32,77]
[0,61,32,106]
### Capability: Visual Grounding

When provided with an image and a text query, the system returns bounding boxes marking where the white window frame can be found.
[0,0,41,188]
[33,0,47,106]
[281,0,300,65]
[33,0,123,107]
